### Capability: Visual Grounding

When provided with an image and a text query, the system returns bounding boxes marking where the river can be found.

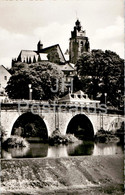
[1,141,123,159]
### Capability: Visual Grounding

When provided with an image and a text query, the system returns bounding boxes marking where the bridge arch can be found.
[66,114,94,140]
[11,112,48,141]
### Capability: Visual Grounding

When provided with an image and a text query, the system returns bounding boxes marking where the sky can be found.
[0,0,124,68]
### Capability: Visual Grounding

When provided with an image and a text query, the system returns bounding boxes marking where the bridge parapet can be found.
[0,102,124,138]
[1,102,123,114]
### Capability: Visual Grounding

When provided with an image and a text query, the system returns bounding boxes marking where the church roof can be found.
[39,53,48,61]
[41,44,58,51]
[16,44,66,64]
[17,50,38,62]
[41,44,66,63]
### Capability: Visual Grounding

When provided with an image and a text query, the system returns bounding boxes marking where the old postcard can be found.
[0,0,124,194]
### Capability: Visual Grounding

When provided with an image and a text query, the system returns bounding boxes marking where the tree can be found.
[6,62,66,100]
[75,50,124,107]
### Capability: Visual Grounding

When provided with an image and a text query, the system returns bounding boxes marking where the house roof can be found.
[0,65,11,76]
[74,90,86,95]
[58,90,100,104]
[0,87,5,92]
[59,63,75,71]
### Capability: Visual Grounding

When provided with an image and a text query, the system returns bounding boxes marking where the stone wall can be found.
[1,106,124,137]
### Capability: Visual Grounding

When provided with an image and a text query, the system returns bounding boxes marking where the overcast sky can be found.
[0,0,124,68]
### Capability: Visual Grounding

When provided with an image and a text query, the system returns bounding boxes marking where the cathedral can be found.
[11,19,90,85]
[12,19,90,66]
[9,19,90,94]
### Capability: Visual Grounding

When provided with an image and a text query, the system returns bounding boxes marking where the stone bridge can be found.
[0,102,124,138]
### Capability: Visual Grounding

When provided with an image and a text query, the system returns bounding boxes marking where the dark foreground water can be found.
[1,141,123,159]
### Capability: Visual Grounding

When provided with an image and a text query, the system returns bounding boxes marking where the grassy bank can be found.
[1,155,124,195]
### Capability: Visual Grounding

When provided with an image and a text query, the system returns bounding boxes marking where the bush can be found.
[49,129,79,145]
[2,135,29,149]
[95,130,120,143]
[66,134,79,143]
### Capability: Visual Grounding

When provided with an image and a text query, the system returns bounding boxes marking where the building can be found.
[69,19,90,64]
[12,42,66,66]
[12,19,90,67]
[12,19,90,91]
[58,90,100,106]
[59,63,75,85]
[12,42,76,88]
[0,65,11,101]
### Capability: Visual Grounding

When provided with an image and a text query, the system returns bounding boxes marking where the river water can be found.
[1,141,123,159]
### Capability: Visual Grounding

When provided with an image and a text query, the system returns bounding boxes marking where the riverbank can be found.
[1,155,124,195]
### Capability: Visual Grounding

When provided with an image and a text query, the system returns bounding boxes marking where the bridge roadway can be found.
[0,101,124,138]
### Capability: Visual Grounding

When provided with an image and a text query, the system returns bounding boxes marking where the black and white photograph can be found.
[0,0,124,194]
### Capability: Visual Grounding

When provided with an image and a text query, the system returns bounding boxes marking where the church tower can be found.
[69,20,90,64]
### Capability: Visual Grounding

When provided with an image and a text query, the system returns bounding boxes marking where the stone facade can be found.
[69,20,90,64]
[1,104,124,138]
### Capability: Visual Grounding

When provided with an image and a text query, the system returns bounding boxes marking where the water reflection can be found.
[47,145,68,157]
[1,141,123,159]
[93,142,123,156]
[67,141,94,156]
[25,143,48,158]
[2,146,30,159]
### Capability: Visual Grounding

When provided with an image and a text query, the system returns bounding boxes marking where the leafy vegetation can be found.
[49,129,80,145]
[74,50,124,108]
[95,129,120,143]
[6,62,67,100]
[2,135,29,148]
